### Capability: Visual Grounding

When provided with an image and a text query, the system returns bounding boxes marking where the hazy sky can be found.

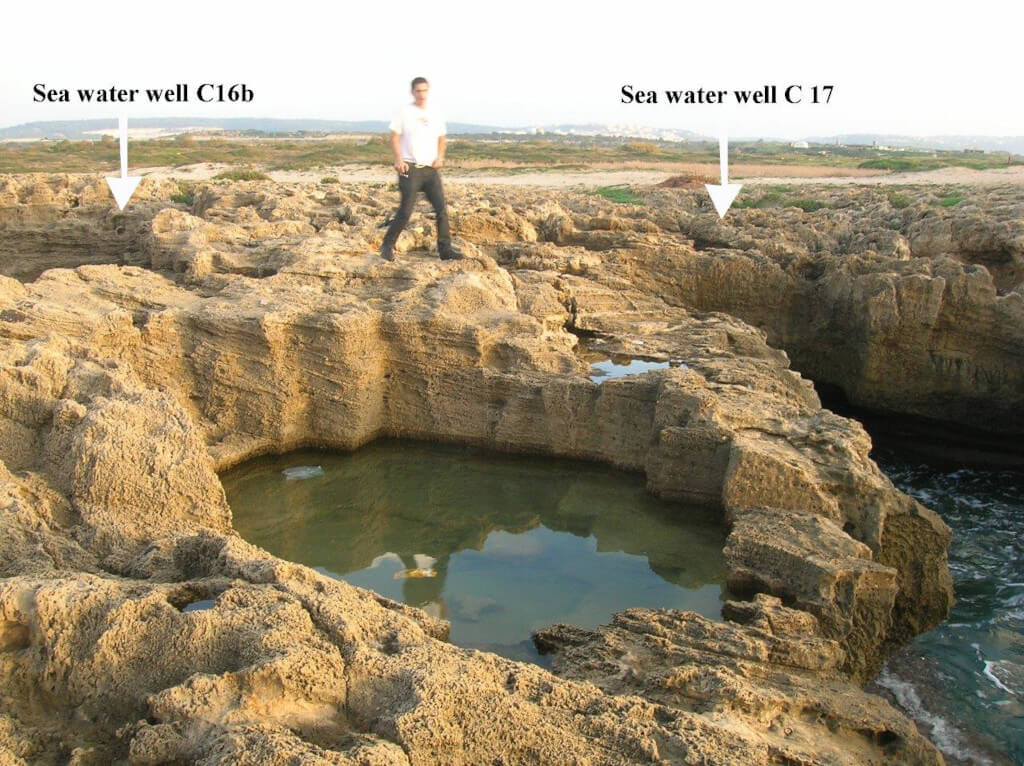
[3,1,1021,138]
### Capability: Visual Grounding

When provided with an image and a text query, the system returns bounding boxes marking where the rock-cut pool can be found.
[222,440,728,664]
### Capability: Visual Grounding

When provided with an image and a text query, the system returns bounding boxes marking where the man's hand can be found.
[390,132,407,174]
[435,136,447,170]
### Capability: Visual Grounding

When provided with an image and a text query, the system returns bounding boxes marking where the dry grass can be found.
[658,172,717,189]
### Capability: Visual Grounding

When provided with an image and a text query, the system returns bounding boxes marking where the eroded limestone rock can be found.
[0,174,987,763]
[0,175,182,281]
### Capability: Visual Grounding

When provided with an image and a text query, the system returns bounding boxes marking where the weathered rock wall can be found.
[4,174,1021,436]
[483,183,1024,435]
[622,245,1024,435]
[516,187,1019,434]
[0,175,181,281]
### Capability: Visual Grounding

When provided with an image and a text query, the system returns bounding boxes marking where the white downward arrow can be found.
[704,132,743,218]
[105,116,141,211]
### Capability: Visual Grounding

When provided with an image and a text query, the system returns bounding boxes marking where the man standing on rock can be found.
[379,77,463,261]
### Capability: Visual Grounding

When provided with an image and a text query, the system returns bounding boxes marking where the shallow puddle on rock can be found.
[576,338,686,383]
[590,356,672,381]
[222,440,727,664]
[181,599,217,613]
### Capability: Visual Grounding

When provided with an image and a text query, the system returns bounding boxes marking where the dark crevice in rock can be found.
[815,380,1024,470]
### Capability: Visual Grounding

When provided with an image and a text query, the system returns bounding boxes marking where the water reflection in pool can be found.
[223,440,727,664]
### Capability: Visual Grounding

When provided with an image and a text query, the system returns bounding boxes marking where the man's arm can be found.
[391,132,408,174]
[433,135,446,169]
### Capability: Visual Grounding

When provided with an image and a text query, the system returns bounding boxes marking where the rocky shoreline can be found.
[1,173,1018,763]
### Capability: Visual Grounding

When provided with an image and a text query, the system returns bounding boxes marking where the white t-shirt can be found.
[389,103,446,165]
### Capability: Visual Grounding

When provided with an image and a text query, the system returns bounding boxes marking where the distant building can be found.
[790,140,810,149]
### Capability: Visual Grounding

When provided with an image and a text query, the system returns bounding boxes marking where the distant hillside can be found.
[805,134,1024,154]
[513,124,710,142]
[0,118,504,140]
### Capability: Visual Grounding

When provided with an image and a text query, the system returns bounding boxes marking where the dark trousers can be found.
[381,165,451,253]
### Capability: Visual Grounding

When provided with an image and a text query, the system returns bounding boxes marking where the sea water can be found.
[872,449,1023,765]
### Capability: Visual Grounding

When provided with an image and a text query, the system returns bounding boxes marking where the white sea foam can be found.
[875,668,989,765]
[983,660,1022,697]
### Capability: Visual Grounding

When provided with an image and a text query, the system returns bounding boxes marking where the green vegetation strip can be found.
[595,185,645,205]
[888,192,912,209]
[735,190,831,212]
[0,134,1019,175]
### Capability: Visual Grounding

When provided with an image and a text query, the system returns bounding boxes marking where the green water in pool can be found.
[222,440,728,664]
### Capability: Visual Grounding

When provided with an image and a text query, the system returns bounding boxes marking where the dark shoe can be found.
[379,244,395,261]
[439,247,464,261]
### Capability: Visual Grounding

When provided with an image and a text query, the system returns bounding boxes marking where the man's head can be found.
[410,77,429,107]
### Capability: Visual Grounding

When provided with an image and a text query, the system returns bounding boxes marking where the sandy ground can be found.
[139,162,1024,189]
